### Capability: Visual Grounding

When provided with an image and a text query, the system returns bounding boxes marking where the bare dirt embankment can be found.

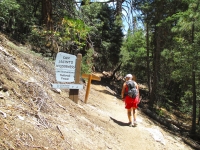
[0,34,194,150]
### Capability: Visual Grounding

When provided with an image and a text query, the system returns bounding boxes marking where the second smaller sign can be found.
[52,83,83,89]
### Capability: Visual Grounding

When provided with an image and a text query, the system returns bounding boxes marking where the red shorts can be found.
[124,95,139,109]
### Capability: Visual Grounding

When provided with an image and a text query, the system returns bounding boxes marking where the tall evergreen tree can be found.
[81,3,124,71]
[169,0,200,134]
[120,29,146,80]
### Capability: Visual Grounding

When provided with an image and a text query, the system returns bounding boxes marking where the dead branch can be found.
[24,62,35,73]
[51,88,61,94]
[182,137,200,150]
[36,114,50,128]
[31,145,49,149]
[10,64,21,73]
[66,140,72,147]
[35,97,45,112]
[12,87,28,105]
[73,129,79,134]
[56,125,65,139]
[0,45,12,57]
[28,133,34,141]
[142,108,189,132]
[4,124,9,131]
[0,110,7,118]
[55,102,66,111]
[11,88,22,98]
[105,86,116,95]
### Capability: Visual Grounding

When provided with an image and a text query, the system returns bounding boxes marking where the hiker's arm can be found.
[138,85,140,97]
[134,81,140,97]
[136,83,140,97]
[121,83,126,99]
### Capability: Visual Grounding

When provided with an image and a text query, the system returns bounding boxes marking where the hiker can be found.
[121,74,139,127]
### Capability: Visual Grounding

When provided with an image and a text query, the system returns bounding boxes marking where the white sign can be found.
[55,52,76,69]
[55,52,76,82]
[52,84,83,89]
[56,69,75,82]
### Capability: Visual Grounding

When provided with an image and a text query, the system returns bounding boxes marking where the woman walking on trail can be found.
[121,74,140,127]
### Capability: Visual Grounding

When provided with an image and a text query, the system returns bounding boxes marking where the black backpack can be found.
[126,80,137,98]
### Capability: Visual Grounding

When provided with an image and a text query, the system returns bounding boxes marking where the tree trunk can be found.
[41,0,53,30]
[110,62,122,80]
[146,20,151,96]
[149,1,165,108]
[191,69,197,134]
[150,26,161,108]
[116,0,122,16]
[191,23,196,134]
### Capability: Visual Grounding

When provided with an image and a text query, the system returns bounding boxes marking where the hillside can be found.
[0,34,195,150]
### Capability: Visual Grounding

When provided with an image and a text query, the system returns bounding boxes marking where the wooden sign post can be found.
[69,53,82,103]
[82,74,101,103]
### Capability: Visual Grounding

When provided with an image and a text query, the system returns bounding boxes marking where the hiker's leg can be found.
[133,108,138,126]
[133,108,137,121]
[127,108,132,123]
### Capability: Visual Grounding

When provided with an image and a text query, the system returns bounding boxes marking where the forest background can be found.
[0,0,200,143]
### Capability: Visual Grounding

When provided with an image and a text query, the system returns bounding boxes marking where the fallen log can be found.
[142,108,189,132]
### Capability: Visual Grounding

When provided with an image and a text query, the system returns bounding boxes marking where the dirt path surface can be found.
[0,36,194,150]
[85,84,192,150]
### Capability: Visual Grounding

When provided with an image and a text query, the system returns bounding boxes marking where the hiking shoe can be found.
[133,121,138,127]
[128,122,133,127]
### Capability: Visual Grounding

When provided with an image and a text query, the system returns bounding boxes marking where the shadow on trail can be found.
[110,117,129,126]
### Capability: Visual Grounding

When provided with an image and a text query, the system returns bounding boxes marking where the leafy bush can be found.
[0,0,20,31]
[81,48,94,74]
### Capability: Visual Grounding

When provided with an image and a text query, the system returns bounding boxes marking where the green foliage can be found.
[179,97,193,114]
[0,0,20,34]
[29,17,91,57]
[29,26,45,48]
[83,0,90,5]
[81,48,94,74]
[0,0,20,23]
[0,0,123,72]
[120,29,146,81]
[61,17,90,47]
[0,0,40,41]
[155,108,164,117]
[156,1,200,131]
[81,3,123,71]
[0,0,79,42]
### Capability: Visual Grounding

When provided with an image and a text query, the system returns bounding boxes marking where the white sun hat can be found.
[125,74,132,78]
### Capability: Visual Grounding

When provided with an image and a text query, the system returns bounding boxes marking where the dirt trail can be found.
[86,84,193,150]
